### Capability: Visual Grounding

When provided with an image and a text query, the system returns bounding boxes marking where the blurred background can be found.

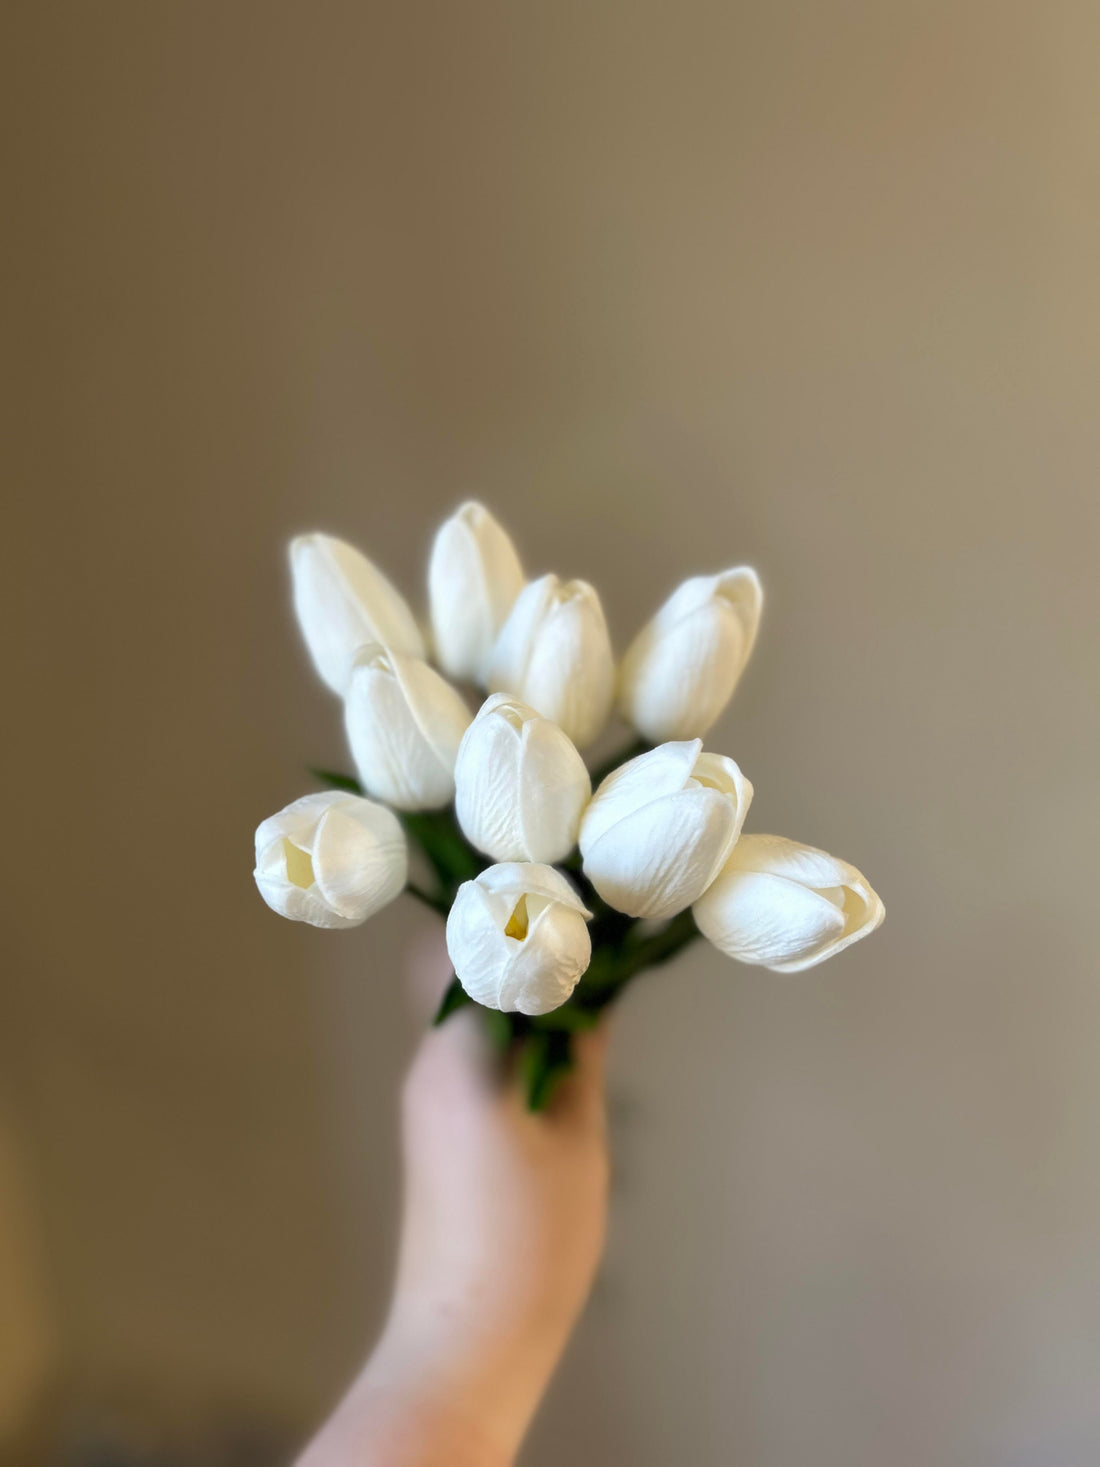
[4,2,1100,1463]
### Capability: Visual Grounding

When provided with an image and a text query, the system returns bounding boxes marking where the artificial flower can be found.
[454,694,591,864]
[487,574,614,748]
[618,567,762,742]
[254,791,407,928]
[428,500,526,682]
[580,739,752,919]
[446,863,592,1015]
[693,834,885,971]
[345,644,471,810]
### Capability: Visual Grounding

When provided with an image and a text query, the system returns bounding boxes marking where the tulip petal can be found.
[474,861,592,918]
[253,790,406,929]
[454,698,527,857]
[311,799,407,921]
[516,716,591,862]
[723,833,859,890]
[487,575,615,748]
[583,786,739,919]
[345,646,471,810]
[446,880,514,1007]
[487,576,554,695]
[428,502,526,681]
[499,899,593,1015]
[445,863,592,1015]
[579,741,702,853]
[618,566,763,742]
[290,534,425,695]
[694,870,847,967]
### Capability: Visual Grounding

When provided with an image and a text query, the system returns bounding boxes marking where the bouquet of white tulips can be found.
[254,503,884,1108]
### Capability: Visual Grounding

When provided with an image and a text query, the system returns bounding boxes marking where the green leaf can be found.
[432,975,470,1026]
[521,1029,574,1111]
[484,1009,515,1053]
[308,766,363,795]
[400,809,482,890]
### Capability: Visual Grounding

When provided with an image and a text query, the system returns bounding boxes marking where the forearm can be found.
[295,1323,526,1467]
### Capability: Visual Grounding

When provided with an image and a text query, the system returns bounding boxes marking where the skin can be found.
[297,947,611,1467]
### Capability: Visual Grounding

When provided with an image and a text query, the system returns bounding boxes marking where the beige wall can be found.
[5,3,1100,1463]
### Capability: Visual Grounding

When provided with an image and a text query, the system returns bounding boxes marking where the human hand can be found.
[298,941,610,1466]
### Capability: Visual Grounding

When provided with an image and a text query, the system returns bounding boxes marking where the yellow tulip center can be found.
[504,894,530,940]
[283,838,315,889]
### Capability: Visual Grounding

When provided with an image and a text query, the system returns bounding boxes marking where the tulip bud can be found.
[618,567,762,742]
[254,791,407,928]
[446,863,593,1016]
[454,694,591,864]
[345,645,471,811]
[290,533,425,696]
[487,574,614,748]
[579,739,752,920]
[428,501,526,682]
[693,834,885,972]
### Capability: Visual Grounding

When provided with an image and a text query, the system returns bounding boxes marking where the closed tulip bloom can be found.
[693,834,885,972]
[290,533,425,696]
[454,694,591,864]
[446,863,593,1016]
[618,567,763,742]
[580,739,753,920]
[487,574,615,748]
[345,645,471,810]
[254,791,407,928]
[428,501,526,682]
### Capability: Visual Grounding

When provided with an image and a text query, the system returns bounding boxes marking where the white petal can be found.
[454,697,527,858]
[253,790,404,929]
[487,575,555,694]
[498,901,592,1015]
[446,865,592,1016]
[516,715,591,862]
[311,798,407,921]
[454,695,589,863]
[428,502,526,682]
[583,786,739,919]
[290,534,424,695]
[693,869,846,967]
[579,741,702,855]
[689,752,753,851]
[521,582,615,747]
[345,646,471,810]
[769,877,885,972]
[723,833,859,890]
[446,880,515,1007]
[254,790,336,861]
[474,861,592,918]
[618,566,763,742]
[488,577,615,748]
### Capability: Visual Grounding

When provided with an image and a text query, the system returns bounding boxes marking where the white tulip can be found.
[446,863,593,1016]
[290,533,425,696]
[254,791,407,928]
[487,574,615,747]
[618,567,763,742]
[428,501,526,682]
[693,834,885,972]
[579,739,752,920]
[345,645,471,811]
[454,694,591,864]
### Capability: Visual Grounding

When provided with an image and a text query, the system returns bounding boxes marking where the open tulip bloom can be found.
[255,502,885,1108]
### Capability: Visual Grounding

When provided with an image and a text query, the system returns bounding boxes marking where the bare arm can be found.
[297,983,610,1466]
